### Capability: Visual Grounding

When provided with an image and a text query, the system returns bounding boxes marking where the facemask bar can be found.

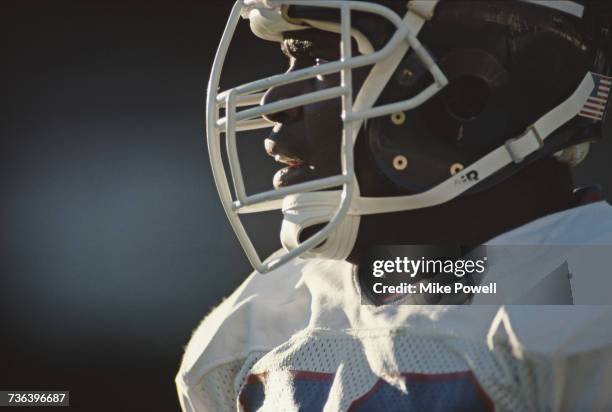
[207,0,446,273]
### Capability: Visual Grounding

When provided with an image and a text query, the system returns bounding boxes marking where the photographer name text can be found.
[373,281,497,295]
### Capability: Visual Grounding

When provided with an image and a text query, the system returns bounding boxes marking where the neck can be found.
[350,158,575,264]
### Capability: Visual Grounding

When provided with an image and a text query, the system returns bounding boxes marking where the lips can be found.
[273,162,315,189]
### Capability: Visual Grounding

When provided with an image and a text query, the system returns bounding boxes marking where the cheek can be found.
[303,66,369,144]
[303,99,343,151]
[299,68,372,168]
[301,100,343,173]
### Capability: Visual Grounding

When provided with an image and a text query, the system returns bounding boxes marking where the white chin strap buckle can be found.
[281,192,360,261]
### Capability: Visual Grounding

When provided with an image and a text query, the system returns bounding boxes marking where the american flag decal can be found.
[579,72,612,121]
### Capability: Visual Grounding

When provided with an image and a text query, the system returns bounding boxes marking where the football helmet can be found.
[207,0,611,273]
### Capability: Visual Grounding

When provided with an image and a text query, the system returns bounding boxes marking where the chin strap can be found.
[281,192,360,260]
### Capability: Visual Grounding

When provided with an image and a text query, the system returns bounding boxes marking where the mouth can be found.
[272,155,316,189]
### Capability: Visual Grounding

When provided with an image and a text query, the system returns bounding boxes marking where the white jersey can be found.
[176,202,612,412]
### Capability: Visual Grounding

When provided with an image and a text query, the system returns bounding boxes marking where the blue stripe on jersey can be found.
[239,370,493,411]
[349,372,493,412]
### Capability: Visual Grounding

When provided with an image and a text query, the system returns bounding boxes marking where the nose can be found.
[260,81,305,124]
[262,75,313,160]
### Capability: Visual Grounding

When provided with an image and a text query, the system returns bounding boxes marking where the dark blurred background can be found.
[1,1,610,411]
[0,1,284,411]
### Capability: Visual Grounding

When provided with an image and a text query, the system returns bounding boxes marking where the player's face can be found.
[262,30,387,193]
[261,30,343,189]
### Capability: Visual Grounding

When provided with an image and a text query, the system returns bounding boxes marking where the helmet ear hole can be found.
[436,48,508,123]
[443,74,490,121]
